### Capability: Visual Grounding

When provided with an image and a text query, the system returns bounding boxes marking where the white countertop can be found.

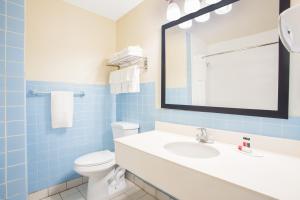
[115,130,300,200]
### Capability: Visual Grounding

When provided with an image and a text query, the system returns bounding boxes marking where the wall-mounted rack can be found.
[106,55,148,69]
[29,90,85,97]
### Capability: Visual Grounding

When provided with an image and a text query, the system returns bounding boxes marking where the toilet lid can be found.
[74,151,114,167]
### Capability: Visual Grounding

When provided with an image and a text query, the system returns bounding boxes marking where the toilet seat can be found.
[75,150,115,167]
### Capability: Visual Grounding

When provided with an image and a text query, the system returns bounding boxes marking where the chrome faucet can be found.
[196,128,213,143]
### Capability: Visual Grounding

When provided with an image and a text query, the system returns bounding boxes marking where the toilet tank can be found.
[111,122,139,139]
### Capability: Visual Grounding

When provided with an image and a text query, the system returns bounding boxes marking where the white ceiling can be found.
[64,0,144,21]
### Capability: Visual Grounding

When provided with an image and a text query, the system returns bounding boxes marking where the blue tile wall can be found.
[26,81,116,193]
[0,1,5,15]
[156,108,300,140]
[1,0,27,200]
[166,88,190,105]
[0,32,4,46]
[116,83,155,133]
[0,62,4,76]
[122,83,300,140]
[7,2,24,19]
[0,46,4,61]
[0,16,4,30]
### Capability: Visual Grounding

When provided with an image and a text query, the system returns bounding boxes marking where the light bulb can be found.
[205,0,222,5]
[195,2,210,23]
[195,13,210,22]
[215,4,232,15]
[167,1,181,21]
[178,20,193,29]
[184,0,200,14]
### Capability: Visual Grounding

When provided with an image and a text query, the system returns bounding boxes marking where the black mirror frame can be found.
[161,0,290,119]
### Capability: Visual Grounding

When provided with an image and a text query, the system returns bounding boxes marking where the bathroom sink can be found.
[164,142,220,159]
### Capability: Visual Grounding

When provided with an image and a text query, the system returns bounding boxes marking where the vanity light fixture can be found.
[205,0,222,5]
[195,2,210,22]
[178,20,193,29]
[215,4,233,15]
[184,0,201,14]
[166,0,232,26]
[195,13,210,22]
[166,0,181,21]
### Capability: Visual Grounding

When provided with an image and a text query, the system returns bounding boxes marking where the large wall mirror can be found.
[161,0,290,119]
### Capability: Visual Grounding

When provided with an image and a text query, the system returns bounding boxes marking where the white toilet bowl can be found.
[74,151,116,200]
[74,122,139,200]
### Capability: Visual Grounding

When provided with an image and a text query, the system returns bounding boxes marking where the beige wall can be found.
[25,0,300,115]
[25,0,116,85]
[116,0,164,107]
[166,30,187,88]
[116,0,165,85]
[116,0,300,116]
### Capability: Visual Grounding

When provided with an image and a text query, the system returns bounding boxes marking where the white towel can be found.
[126,66,140,93]
[120,46,143,58]
[109,46,143,64]
[121,68,129,93]
[109,71,122,94]
[109,65,140,94]
[108,46,144,66]
[51,91,74,128]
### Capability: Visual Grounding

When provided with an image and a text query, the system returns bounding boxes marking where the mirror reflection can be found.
[165,0,279,110]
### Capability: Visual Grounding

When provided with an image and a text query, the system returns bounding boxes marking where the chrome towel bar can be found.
[29,90,85,97]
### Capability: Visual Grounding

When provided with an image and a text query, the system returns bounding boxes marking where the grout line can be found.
[0,58,24,63]
[5,44,24,49]
[65,181,67,192]
[6,133,25,138]
[0,13,24,21]
[6,134,26,140]
[5,104,26,108]
[7,0,24,7]
[46,186,49,198]
[4,0,8,198]
[76,186,86,200]
[5,120,24,124]
[58,192,63,200]
[5,90,26,94]
[6,192,20,199]
[6,177,24,184]
[5,162,25,168]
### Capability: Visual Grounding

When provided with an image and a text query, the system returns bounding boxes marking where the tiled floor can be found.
[42,181,157,200]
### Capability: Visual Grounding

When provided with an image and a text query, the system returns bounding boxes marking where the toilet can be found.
[74,122,139,200]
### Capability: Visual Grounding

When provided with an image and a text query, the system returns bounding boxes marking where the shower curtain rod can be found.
[202,41,279,59]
